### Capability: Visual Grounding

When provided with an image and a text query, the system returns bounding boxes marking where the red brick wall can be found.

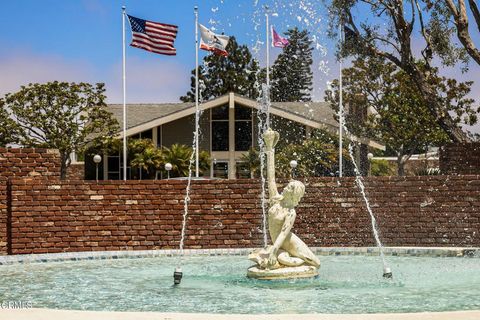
[0,148,61,255]
[440,143,480,174]
[0,179,7,255]
[8,176,480,254]
[67,163,84,180]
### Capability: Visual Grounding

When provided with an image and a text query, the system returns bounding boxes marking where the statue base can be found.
[246,265,319,280]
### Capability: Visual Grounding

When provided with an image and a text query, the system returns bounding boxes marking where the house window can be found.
[213,161,229,179]
[235,106,252,151]
[236,162,251,179]
[130,129,152,141]
[140,129,152,140]
[211,105,229,151]
[107,155,120,180]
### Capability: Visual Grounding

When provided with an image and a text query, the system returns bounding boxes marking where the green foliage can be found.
[239,129,352,178]
[129,139,163,174]
[370,159,395,177]
[0,106,19,146]
[277,129,353,178]
[327,0,476,142]
[160,144,210,178]
[0,81,119,179]
[270,27,314,102]
[104,139,211,179]
[325,57,477,175]
[240,148,261,178]
[180,37,259,102]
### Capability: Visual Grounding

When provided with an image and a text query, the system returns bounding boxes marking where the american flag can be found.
[127,15,178,56]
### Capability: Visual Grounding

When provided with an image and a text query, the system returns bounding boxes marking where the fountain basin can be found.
[0,248,479,314]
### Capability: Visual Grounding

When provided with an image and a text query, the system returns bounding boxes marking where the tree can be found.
[0,106,19,147]
[270,27,314,102]
[327,0,475,142]
[240,129,352,178]
[161,144,210,178]
[180,37,259,102]
[0,82,119,179]
[129,139,163,179]
[325,57,477,175]
[428,0,480,65]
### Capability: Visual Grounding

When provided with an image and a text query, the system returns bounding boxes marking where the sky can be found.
[0,0,479,133]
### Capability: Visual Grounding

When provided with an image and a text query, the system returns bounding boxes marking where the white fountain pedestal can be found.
[247,265,318,280]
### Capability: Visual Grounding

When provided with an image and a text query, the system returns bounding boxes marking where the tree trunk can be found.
[397,156,406,176]
[59,152,70,180]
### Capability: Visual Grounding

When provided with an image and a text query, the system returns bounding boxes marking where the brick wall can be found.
[0,148,61,255]
[440,143,480,174]
[7,176,480,254]
[67,162,85,180]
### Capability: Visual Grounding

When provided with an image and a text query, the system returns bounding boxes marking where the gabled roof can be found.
[107,93,384,149]
[108,93,337,132]
[107,102,194,131]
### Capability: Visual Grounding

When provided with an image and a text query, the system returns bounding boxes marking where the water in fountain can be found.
[257,83,270,248]
[343,123,392,277]
[204,0,391,276]
[176,76,206,284]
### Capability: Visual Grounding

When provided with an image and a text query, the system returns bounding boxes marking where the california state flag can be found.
[199,24,230,57]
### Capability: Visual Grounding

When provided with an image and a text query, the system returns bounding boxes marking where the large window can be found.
[236,162,251,179]
[213,162,229,179]
[235,106,252,151]
[211,105,229,151]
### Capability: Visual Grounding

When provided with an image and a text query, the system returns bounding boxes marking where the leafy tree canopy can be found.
[270,27,314,102]
[180,37,259,102]
[325,56,478,175]
[327,0,478,142]
[0,81,119,179]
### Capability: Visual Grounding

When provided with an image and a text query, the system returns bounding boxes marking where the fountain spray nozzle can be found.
[383,266,392,279]
[173,267,183,285]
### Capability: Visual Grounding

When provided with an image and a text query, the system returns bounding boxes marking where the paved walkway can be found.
[1,309,480,320]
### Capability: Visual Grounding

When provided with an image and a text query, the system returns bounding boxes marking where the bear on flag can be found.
[199,24,230,57]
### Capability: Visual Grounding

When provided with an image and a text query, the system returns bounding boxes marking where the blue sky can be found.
[0,0,338,103]
[0,0,479,133]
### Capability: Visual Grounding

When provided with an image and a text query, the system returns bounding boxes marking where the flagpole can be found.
[265,7,270,127]
[339,23,344,178]
[122,6,127,181]
[194,6,199,178]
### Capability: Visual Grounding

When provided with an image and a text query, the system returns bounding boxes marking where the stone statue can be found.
[247,128,320,280]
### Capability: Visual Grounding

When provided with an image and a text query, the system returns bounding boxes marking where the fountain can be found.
[247,128,321,280]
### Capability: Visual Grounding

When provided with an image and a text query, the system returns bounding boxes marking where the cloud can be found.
[0,49,190,104]
[0,50,96,97]
[105,57,190,103]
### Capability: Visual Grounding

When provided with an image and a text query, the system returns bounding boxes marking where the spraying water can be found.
[201,0,391,277]
[342,128,392,278]
[257,84,271,248]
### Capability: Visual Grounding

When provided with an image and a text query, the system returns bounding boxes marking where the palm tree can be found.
[129,139,162,179]
[161,144,210,178]
[240,148,260,178]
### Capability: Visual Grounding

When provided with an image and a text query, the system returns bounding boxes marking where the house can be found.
[90,92,384,180]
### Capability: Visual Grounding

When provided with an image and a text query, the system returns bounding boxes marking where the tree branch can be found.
[468,0,480,32]
[415,0,433,65]
[446,0,480,64]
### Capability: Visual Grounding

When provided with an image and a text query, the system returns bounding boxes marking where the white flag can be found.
[199,24,230,57]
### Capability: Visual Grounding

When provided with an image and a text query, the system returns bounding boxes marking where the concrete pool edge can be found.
[1,309,480,320]
[0,246,479,265]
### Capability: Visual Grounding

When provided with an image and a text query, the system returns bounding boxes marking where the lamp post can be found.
[290,160,298,179]
[165,163,172,180]
[367,153,374,176]
[93,155,102,182]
